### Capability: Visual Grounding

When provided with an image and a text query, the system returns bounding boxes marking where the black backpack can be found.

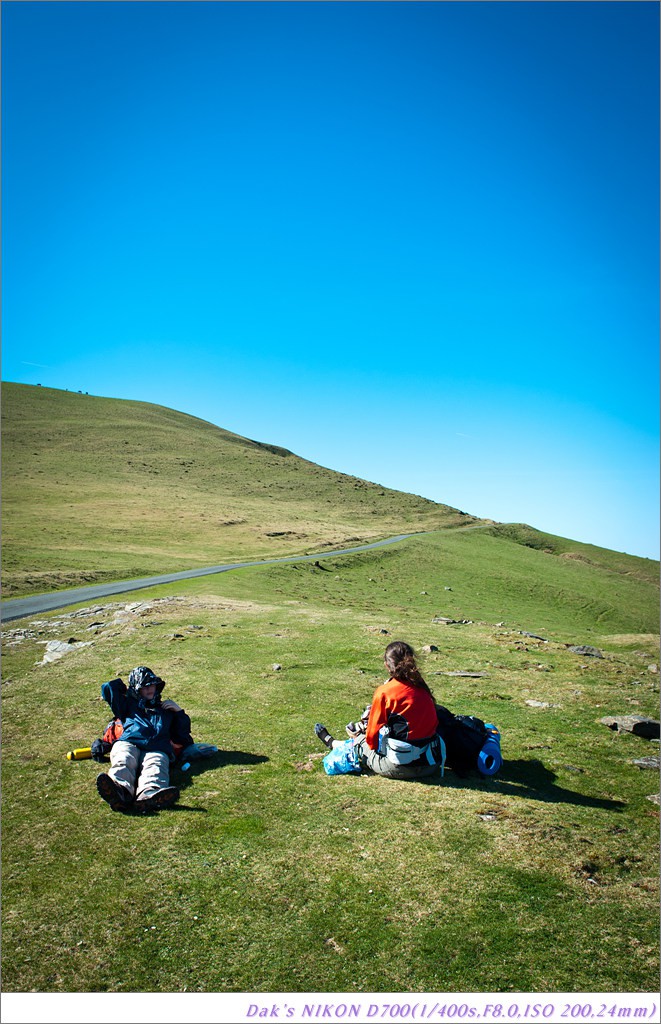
[436,705,489,775]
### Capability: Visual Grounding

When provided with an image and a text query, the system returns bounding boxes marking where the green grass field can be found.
[2,528,659,993]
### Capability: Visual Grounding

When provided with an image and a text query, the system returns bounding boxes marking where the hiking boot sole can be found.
[97,773,132,811]
[135,786,180,812]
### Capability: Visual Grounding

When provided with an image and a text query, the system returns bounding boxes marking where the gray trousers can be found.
[354,737,440,780]
[110,740,170,801]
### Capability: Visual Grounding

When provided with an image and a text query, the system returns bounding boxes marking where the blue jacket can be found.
[101,678,193,761]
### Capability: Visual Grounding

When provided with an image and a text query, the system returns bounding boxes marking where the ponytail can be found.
[384,641,434,697]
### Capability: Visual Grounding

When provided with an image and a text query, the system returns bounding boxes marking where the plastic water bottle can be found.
[477,724,502,776]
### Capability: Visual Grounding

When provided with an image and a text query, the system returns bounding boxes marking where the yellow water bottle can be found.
[66,747,93,760]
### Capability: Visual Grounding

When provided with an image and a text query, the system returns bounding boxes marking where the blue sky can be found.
[3,1,659,559]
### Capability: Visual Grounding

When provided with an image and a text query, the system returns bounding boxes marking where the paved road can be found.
[1,533,418,623]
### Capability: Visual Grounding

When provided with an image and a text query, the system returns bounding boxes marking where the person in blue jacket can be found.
[96,665,193,813]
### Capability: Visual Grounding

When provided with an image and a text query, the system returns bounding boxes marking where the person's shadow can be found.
[165,750,270,812]
[174,749,269,783]
[422,757,625,811]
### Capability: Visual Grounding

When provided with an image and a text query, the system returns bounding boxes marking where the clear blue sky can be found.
[3,1,659,559]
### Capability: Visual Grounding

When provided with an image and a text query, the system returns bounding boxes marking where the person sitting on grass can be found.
[96,665,193,813]
[315,640,443,780]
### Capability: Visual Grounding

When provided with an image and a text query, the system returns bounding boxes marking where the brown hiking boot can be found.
[135,786,180,812]
[97,773,133,811]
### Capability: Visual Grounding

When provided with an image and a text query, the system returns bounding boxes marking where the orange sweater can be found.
[365,677,438,751]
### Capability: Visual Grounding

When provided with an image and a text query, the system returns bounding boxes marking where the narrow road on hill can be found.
[1,525,492,623]
[2,533,420,623]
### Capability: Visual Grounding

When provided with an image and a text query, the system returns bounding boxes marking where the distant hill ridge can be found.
[483,523,658,586]
[2,382,482,597]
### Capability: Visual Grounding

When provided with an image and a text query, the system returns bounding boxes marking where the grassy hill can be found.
[1,382,481,597]
[246,528,660,637]
[484,522,659,587]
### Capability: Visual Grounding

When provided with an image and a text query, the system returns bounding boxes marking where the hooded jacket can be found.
[100,677,193,760]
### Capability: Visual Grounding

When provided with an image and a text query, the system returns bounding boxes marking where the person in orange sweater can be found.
[315,641,445,779]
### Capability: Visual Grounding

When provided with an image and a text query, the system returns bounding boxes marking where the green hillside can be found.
[485,522,659,587]
[1,382,480,597]
[232,528,659,638]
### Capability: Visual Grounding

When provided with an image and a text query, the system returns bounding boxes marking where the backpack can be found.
[89,718,123,761]
[102,718,124,744]
[436,705,502,776]
[94,717,185,760]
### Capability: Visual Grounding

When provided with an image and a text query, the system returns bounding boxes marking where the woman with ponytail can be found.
[315,641,444,779]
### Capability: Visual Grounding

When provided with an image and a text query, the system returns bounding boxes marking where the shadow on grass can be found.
[420,758,626,811]
[173,749,269,787]
[115,799,207,817]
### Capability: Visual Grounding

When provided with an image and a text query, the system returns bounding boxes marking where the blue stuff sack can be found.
[323,739,361,775]
[477,724,502,775]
